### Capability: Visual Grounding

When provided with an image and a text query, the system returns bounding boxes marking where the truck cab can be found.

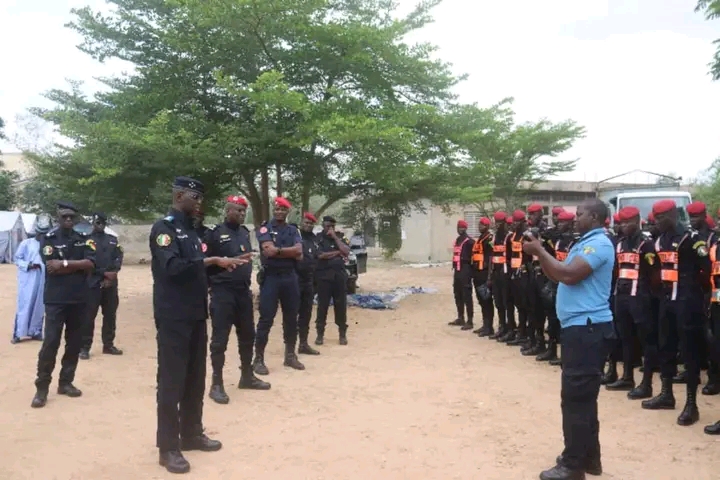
[609,191,692,228]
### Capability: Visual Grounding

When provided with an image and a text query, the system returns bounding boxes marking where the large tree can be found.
[27,0,464,223]
[697,1,720,80]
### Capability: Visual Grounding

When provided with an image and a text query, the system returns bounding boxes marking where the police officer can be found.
[151,177,245,474]
[297,212,321,354]
[488,212,514,340]
[506,210,531,347]
[314,215,351,345]
[704,232,720,434]
[253,197,305,375]
[641,199,710,426]
[605,206,660,398]
[449,220,475,328]
[601,219,622,385]
[524,203,552,356]
[537,209,575,363]
[205,195,270,405]
[31,201,96,409]
[470,217,494,335]
[80,212,123,359]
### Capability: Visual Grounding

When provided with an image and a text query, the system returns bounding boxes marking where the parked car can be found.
[345,234,368,294]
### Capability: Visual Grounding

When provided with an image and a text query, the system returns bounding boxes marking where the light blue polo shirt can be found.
[556,227,614,328]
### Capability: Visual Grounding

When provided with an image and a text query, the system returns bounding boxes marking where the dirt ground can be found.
[1,263,720,479]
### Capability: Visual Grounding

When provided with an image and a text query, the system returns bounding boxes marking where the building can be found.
[0,152,34,186]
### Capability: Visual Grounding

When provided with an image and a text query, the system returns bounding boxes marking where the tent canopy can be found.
[0,211,28,263]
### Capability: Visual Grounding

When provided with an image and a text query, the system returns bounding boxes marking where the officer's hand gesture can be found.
[327,226,336,238]
[46,259,63,274]
[216,256,247,271]
[522,234,543,256]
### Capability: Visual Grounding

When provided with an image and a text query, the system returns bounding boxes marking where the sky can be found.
[1,0,719,183]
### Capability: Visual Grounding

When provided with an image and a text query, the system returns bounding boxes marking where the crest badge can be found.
[259,227,268,234]
[201,242,207,253]
[156,234,172,247]
[85,239,97,251]
[42,245,53,256]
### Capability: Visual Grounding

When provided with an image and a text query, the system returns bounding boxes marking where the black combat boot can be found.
[499,329,515,342]
[283,344,305,370]
[460,319,474,331]
[57,383,82,397]
[702,367,720,395]
[298,341,320,355]
[448,318,464,326]
[627,369,653,400]
[489,325,506,340]
[478,326,493,337]
[79,348,90,360]
[704,420,720,435]
[549,356,562,366]
[239,366,271,390]
[677,386,700,426]
[672,370,687,384]
[641,377,675,410]
[30,389,48,409]
[537,340,558,362]
[315,330,325,345]
[606,368,634,391]
[208,374,229,404]
[339,327,348,345]
[524,335,546,356]
[600,361,618,385]
[252,348,269,376]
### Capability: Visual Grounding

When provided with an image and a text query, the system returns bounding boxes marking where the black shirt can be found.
[655,226,710,299]
[40,228,96,304]
[150,209,208,321]
[316,231,349,272]
[615,231,658,296]
[87,230,123,288]
[204,221,253,291]
[256,219,302,273]
[297,230,319,279]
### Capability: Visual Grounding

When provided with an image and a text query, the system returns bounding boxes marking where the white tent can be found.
[21,213,37,234]
[0,211,28,263]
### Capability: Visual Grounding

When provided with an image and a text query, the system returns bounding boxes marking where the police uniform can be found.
[606,207,659,397]
[296,213,320,353]
[525,205,553,356]
[488,212,513,340]
[205,196,270,405]
[469,219,494,335]
[81,212,123,357]
[151,177,221,473]
[314,216,350,344]
[505,211,532,347]
[641,200,710,427]
[254,197,304,375]
[704,233,720,434]
[449,220,475,327]
[32,201,96,408]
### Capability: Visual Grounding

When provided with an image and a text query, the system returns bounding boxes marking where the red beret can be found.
[274,196,292,209]
[686,201,707,216]
[557,211,574,222]
[457,220,468,228]
[479,217,491,226]
[551,206,564,215]
[648,212,655,222]
[612,213,620,223]
[652,199,676,215]
[493,211,507,222]
[303,212,317,223]
[618,206,640,221]
[512,210,526,222]
[527,203,543,214]
[226,195,248,207]
[707,215,716,229]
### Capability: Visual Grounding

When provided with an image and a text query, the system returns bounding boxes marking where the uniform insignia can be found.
[693,241,706,250]
[164,216,174,222]
[698,245,709,257]
[85,239,97,251]
[42,245,53,256]
[644,253,655,265]
[241,245,246,252]
[259,227,268,234]
[672,243,679,248]
[583,246,595,255]
[156,234,172,247]
[220,234,230,239]
[201,242,207,253]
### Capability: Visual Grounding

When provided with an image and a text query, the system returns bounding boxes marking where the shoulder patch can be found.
[156,233,172,247]
[644,252,655,265]
[85,239,96,251]
[692,240,706,250]
[259,226,268,234]
[42,245,54,256]
[583,246,596,255]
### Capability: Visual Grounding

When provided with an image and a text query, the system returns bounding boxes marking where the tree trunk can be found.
[275,162,283,197]
[301,178,312,213]
[260,167,270,223]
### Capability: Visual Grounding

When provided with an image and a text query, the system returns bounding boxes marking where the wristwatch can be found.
[63,260,68,268]
[277,247,283,255]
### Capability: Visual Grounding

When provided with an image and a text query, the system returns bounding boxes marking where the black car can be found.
[345,234,368,294]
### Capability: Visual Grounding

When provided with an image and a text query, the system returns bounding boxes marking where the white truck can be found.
[608,191,692,227]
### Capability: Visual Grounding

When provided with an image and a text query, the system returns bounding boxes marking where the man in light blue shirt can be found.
[523,199,615,480]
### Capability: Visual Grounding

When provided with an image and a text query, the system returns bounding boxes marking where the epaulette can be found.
[163,215,175,224]
[46,227,59,237]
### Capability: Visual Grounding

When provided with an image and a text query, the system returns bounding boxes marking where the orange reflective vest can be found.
[509,234,523,270]
[710,244,720,302]
[453,236,471,271]
[471,233,491,270]
[655,233,688,301]
[615,239,647,296]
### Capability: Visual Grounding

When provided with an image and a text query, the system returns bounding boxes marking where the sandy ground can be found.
[1,263,720,480]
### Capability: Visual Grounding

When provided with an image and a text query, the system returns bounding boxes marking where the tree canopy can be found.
[697,1,720,80]
[25,0,582,225]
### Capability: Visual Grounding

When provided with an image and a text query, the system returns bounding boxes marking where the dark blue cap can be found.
[57,201,78,213]
[92,212,107,223]
[173,176,205,194]
[322,216,336,223]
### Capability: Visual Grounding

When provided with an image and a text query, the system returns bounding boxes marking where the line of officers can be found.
[450,200,720,435]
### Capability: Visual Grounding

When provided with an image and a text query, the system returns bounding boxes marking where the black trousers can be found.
[472,270,494,330]
[453,269,473,322]
[546,291,560,342]
[82,285,119,351]
[297,275,315,342]
[560,321,614,470]
[509,270,530,335]
[256,271,300,349]
[614,293,657,376]
[491,268,509,331]
[35,303,86,390]
[209,287,254,382]
[315,269,348,334]
[156,317,207,452]
[658,296,705,390]
[707,304,720,365]
[528,271,547,344]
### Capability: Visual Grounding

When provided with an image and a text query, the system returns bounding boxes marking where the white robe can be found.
[13,237,45,339]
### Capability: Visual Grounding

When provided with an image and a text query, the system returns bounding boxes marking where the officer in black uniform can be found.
[31,201,96,409]
[524,203,553,356]
[253,196,305,375]
[297,212,320,355]
[449,220,475,327]
[80,212,123,359]
[151,176,246,474]
[205,195,270,405]
[470,217,494,335]
[505,210,531,347]
[606,206,659,398]
[194,209,209,240]
[641,199,710,426]
[488,212,513,340]
[314,215,351,345]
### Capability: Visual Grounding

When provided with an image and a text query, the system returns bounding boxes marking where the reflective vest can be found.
[554,239,568,261]
[453,236,471,271]
[615,238,647,296]
[509,233,523,270]
[471,233,491,270]
[655,233,688,301]
[710,244,720,302]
